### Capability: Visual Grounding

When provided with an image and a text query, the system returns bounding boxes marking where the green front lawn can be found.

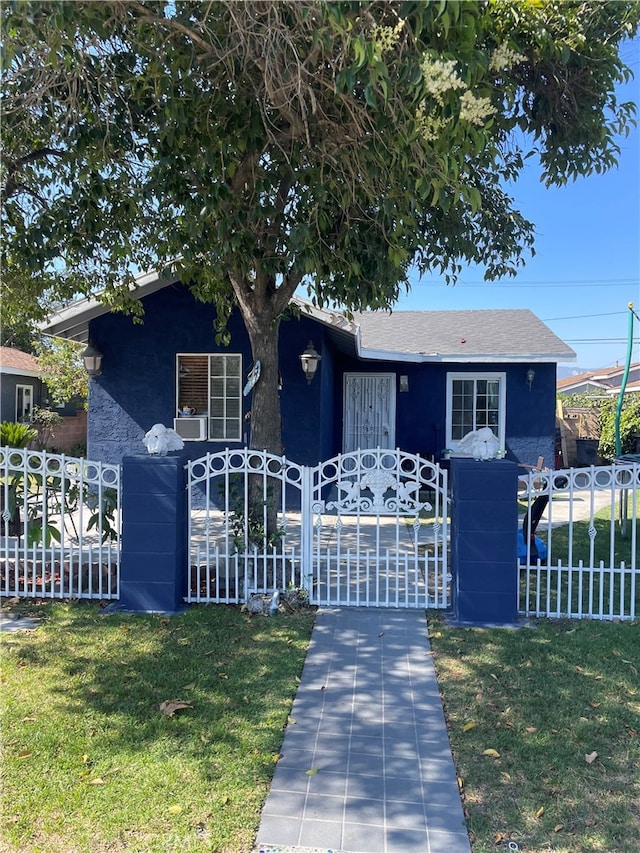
[3,598,639,853]
[430,615,640,853]
[0,600,314,853]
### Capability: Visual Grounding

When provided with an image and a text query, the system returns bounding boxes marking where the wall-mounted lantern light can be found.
[526,368,535,391]
[399,375,409,393]
[299,340,321,385]
[82,342,104,377]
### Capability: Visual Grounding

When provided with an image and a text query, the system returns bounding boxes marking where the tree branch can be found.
[2,148,65,201]
[122,2,217,57]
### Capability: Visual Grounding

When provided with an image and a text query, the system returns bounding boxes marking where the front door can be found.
[343,373,396,453]
[15,385,33,422]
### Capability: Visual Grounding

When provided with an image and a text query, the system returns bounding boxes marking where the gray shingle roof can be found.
[353,309,575,362]
[39,266,575,364]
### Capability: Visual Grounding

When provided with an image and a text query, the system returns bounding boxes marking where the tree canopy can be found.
[35,336,88,407]
[2,0,638,452]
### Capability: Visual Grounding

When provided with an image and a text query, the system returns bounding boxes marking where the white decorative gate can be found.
[186,449,306,603]
[310,449,448,608]
[186,448,449,609]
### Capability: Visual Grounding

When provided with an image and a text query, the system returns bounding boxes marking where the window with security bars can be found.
[176,354,242,441]
[446,373,505,450]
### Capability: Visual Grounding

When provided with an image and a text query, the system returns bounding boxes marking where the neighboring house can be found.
[0,346,44,424]
[0,346,87,451]
[40,271,576,468]
[557,363,640,398]
[556,362,640,467]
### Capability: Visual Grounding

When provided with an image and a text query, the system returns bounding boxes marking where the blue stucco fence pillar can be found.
[450,458,519,625]
[118,454,188,613]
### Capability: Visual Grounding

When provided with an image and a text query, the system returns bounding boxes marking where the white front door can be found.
[343,373,396,453]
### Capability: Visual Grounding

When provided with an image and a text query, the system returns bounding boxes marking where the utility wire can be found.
[411,276,637,286]
[543,311,628,321]
[564,338,640,344]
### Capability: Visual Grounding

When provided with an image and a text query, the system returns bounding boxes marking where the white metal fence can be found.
[310,449,448,608]
[186,447,449,609]
[517,463,639,621]
[6,443,635,623]
[0,447,121,599]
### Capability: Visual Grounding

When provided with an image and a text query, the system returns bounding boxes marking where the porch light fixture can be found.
[299,340,321,385]
[526,368,535,391]
[82,341,104,377]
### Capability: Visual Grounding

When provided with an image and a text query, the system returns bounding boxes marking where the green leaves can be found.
[1,0,638,343]
[35,337,87,406]
[0,422,38,448]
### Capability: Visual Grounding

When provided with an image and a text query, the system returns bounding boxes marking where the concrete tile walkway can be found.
[255,608,471,853]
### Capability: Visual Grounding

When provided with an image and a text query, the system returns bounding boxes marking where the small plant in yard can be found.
[0,600,315,853]
[429,615,640,853]
[30,406,64,450]
[0,447,119,548]
[218,473,285,552]
[599,396,640,460]
[0,421,37,448]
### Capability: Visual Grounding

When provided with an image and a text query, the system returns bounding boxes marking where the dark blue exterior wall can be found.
[504,362,556,465]
[278,315,327,466]
[328,355,556,467]
[88,284,331,466]
[87,284,556,468]
[0,373,45,424]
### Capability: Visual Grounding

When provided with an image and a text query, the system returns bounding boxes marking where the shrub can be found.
[0,421,37,448]
[598,397,640,460]
[30,406,64,449]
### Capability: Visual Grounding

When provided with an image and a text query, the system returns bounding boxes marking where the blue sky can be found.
[396,40,640,373]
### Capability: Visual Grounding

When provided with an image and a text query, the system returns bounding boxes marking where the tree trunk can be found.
[244,315,282,455]
[242,312,283,546]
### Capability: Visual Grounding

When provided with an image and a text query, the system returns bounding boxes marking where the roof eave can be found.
[0,366,41,378]
[38,270,180,342]
[38,275,359,344]
[355,347,577,364]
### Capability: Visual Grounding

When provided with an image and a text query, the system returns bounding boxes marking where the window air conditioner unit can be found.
[173,417,207,441]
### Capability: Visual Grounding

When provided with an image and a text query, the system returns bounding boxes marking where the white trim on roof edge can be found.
[38,270,180,342]
[0,366,41,378]
[39,267,574,363]
[355,347,573,364]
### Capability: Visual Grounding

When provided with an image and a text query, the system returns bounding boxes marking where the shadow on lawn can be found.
[7,600,315,766]
[429,615,640,852]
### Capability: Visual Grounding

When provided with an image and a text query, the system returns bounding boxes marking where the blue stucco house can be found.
[41,270,575,468]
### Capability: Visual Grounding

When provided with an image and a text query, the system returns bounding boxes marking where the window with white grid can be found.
[176,354,242,441]
[446,373,505,451]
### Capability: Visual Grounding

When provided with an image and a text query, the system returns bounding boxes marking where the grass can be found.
[0,599,315,853]
[3,597,639,853]
[429,614,640,853]
[532,498,639,568]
